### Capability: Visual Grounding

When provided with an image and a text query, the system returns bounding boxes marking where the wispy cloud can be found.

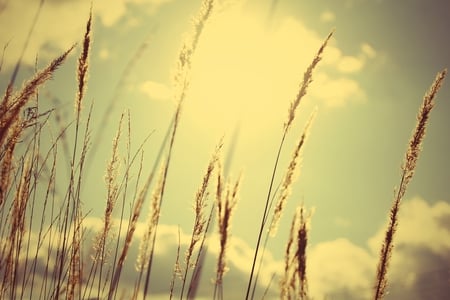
[311,74,366,107]
[94,0,174,27]
[0,0,172,69]
[337,55,365,73]
[139,80,172,101]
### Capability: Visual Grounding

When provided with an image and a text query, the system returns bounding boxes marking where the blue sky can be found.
[1,0,449,298]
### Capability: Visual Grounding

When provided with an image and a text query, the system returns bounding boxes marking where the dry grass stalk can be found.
[87,113,124,298]
[270,108,317,237]
[67,219,83,300]
[180,141,222,298]
[0,45,75,149]
[169,227,183,300]
[137,1,216,296]
[373,69,447,300]
[0,120,21,208]
[250,109,316,298]
[68,101,94,300]
[186,203,215,300]
[284,30,333,132]
[214,163,241,299]
[170,0,215,152]
[134,160,164,292]
[75,5,92,116]
[136,167,163,271]
[281,205,310,300]
[108,156,163,300]
[173,0,215,105]
[280,209,298,299]
[1,156,32,299]
[66,11,93,299]
[295,206,309,300]
[246,31,332,299]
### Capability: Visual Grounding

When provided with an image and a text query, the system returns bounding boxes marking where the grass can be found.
[0,0,447,299]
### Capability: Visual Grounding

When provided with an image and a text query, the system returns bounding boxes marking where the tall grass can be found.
[373,69,447,300]
[0,1,446,300]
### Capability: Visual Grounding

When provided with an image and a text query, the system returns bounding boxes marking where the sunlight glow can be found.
[186,8,323,138]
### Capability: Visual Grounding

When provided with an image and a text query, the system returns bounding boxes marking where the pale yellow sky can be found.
[1,0,449,298]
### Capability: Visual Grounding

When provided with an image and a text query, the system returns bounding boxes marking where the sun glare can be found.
[186,8,323,139]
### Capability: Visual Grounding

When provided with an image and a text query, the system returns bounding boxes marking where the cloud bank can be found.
[8,197,448,299]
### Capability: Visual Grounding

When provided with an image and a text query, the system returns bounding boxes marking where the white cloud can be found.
[140,80,172,101]
[305,197,450,299]
[368,197,450,298]
[311,73,366,107]
[137,198,449,299]
[361,42,377,59]
[368,197,450,256]
[337,55,365,73]
[322,42,377,76]
[308,238,375,299]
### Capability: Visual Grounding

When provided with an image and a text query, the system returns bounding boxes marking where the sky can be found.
[1,0,450,299]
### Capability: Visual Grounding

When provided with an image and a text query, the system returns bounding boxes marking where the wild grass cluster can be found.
[0,0,447,299]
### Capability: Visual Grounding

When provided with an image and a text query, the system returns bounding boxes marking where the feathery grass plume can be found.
[173,0,215,105]
[0,120,21,208]
[284,30,333,132]
[141,1,216,294]
[250,109,316,299]
[169,227,183,300]
[280,209,297,299]
[89,113,124,298]
[134,161,164,292]
[75,4,92,116]
[0,82,13,120]
[1,156,32,299]
[295,206,309,300]
[281,205,310,300]
[109,131,155,296]
[0,44,75,151]
[180,141,222,298]
[58,11,93,299]
[170,0,215,143]
[67,100,94,300]
[214,163,241,300]
[246,30,332,300]
[186,199,215,300]
[110,110,131,283]
[270,108,317,237]
[67,220,83,300]
[31,134,59,299]
[108,157,162,300]
[373,69,447,300]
